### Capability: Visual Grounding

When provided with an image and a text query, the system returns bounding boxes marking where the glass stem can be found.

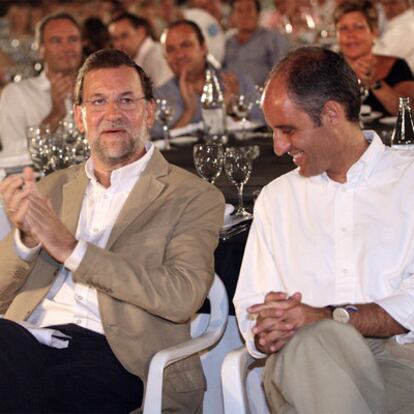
[163,123,171,150]
[237,183,244,212]
[241,117,247,140]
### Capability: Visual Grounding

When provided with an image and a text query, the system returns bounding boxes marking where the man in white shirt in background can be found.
[373,0,414,73]
[109,12,173,88]
[0,49,224,413]
[235,46,414,414]
[0,12,82,160]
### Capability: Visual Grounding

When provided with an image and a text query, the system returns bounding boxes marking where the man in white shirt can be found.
[0,49,224,413]
[109,12,173,88]
[0,12,83,160]
[373,0,414,73]
[234,47,414,414]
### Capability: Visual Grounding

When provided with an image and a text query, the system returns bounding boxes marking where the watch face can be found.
[332,307,350,323]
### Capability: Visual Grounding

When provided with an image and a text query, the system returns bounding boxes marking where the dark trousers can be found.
[0,319,143,413]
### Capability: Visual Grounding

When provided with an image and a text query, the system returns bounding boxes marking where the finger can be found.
[23,167,37,191]
[264,291,288,302]
[3,176,24,205]
[253,317,293,336]
[256,327,294,349]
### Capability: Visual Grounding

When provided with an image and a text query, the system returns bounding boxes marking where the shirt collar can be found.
[311,130,385,185]
[84,141,154,193]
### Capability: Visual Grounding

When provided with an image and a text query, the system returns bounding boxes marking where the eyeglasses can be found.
[83,95,146,112]
[337,23,370,34]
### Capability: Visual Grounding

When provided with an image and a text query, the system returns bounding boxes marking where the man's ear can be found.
[321,101,344,126]
[145,99,156,128]
[73,104,85,133]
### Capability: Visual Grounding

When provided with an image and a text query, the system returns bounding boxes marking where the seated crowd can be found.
[0,0,414,413]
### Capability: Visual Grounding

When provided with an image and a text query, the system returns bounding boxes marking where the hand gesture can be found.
[248,291,330,354]
[0,167,38,247]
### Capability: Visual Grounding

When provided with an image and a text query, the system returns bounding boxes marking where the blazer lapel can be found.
[106,148,170,249]
[61,166,89,233]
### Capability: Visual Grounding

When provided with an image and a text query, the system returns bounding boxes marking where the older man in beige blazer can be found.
[0,49,224,413]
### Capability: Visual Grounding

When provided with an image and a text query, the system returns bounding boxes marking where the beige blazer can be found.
[0,148,225,410]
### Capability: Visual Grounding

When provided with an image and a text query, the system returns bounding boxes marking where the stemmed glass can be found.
[232,94,253,140]
[224,147,252,217]
[193,143,224,184]
[156,98,174,150]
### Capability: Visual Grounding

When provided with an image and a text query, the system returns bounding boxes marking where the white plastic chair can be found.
[142,273,229,414]
[221,346,270,414]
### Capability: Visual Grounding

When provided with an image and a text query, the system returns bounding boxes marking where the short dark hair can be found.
[230,0,261,13]
[74,49,154,105]
[109,12,152,37]
[35,12,81,46]
[266,47,361,126]
[334,0,378,31]
[162,19,206,46]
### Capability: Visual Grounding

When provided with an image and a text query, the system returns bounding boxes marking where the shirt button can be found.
[76,295,83,301]
[341,227,347,233]
[342,268,348,274]
[76,319,82,324]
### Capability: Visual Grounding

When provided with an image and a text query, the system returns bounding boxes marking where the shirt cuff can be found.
[375,293,414,343]
[64,239,87,272]
[14,229,41,261]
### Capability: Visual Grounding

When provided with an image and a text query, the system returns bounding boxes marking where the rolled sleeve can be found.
[376,292,414,343]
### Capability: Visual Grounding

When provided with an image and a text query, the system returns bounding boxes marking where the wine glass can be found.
[193,143,224,184]
[156,98,174,150]
[232,94,253,140]
[224,147,253,217]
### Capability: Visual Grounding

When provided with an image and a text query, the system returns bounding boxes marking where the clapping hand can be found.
[0,168,77,263]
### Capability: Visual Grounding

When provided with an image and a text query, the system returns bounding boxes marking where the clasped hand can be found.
[248,291,329,354]
[0,167,77,263]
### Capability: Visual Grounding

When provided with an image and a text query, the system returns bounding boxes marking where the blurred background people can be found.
[109,12,173,87]
[224,0,288,86]
[153,19,262,137]
[0,12,83,159]
[373,0,414,73]
[81,16,111,58]
[334,0,414,115]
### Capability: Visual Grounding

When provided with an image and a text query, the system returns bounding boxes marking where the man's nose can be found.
[104,100,123,118]
[273,131,291,156]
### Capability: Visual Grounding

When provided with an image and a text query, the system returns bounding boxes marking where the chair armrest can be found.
[142,274,229,414]
[221,346,255,414]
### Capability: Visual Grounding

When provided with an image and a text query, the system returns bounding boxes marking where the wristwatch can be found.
[331,305,359,324]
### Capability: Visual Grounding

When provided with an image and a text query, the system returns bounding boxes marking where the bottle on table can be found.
[201,68,227,144]
[391,97,414,149]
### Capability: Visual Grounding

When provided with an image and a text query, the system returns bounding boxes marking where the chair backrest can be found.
[142,273,229,414]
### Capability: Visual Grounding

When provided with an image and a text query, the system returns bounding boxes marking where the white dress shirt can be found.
[0,71,72,160]
[373,9,414,74]
[235,132,414,358]
[134,37,173,88]
[16,143,154,334]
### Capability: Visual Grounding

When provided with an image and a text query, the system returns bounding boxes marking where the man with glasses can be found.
[0,12,83,160]
[0,49,224,413]
[374,0,414,73]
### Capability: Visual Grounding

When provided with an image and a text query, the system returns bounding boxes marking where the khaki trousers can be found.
[262,320,414,414]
